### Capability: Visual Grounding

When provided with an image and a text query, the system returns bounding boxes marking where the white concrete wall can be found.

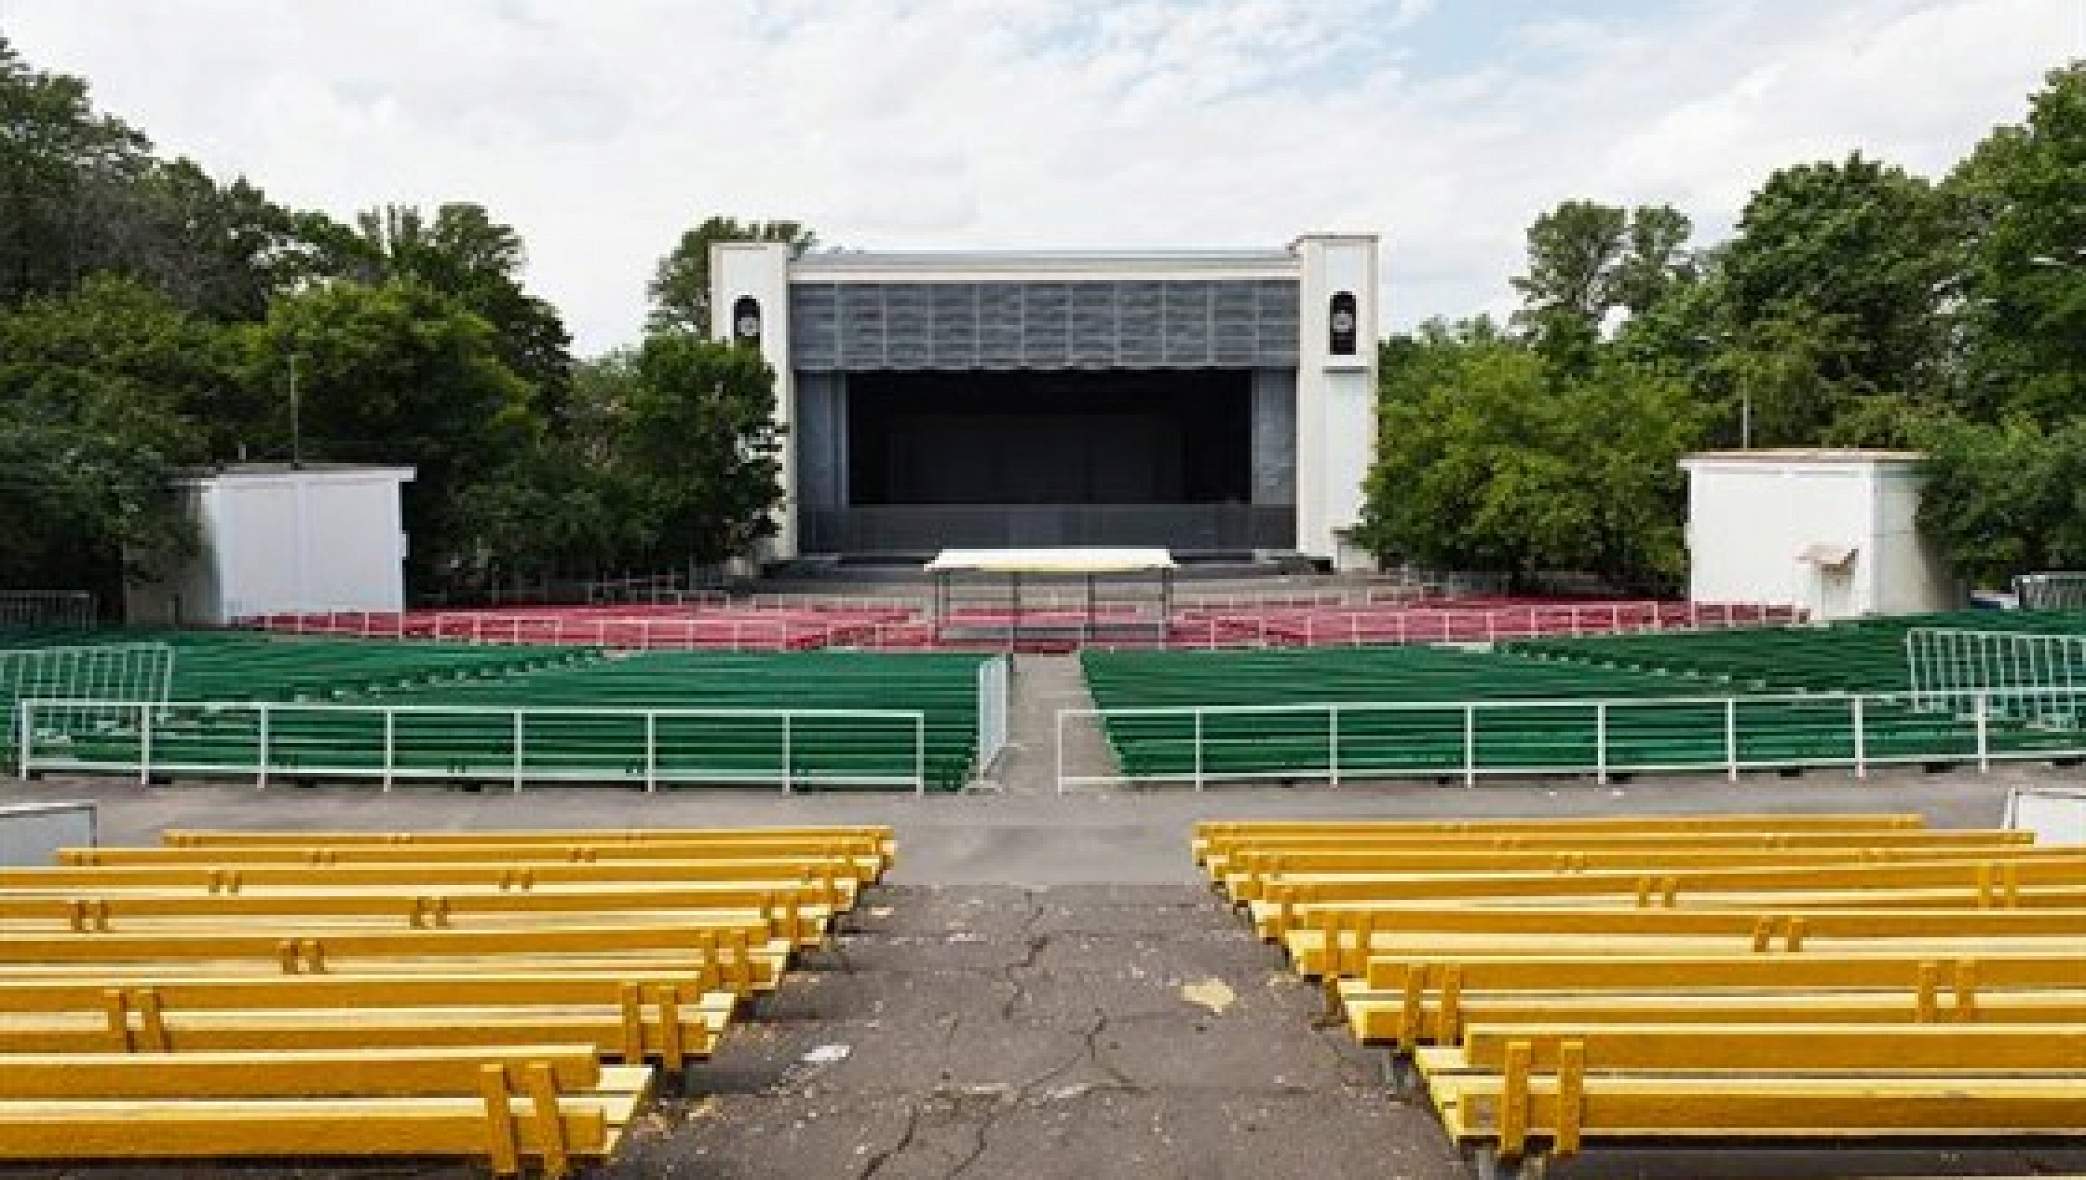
[127,469,412,624]
[1683,456,1958,619]
[1872,467,1961,614]
[710,241,796,558]
[1294,234,1381,568]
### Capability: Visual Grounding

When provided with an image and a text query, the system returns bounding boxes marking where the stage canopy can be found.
[922,548,1178,647]
[924,547,1178,576]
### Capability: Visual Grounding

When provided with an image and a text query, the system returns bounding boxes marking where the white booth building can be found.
[1680,449,1959,620]
[710,235,1381,569]
[124,464,415,625]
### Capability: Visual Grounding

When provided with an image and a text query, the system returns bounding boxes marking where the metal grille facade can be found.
[789,279,1300,372]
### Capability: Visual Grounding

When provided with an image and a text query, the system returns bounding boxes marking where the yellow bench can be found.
[1221,841,2068,901]
[0,1046,651,1178]
[1425,1027,2086,1178]
[1193,813,1928,860]
[0,888,833,948]
[1340,952,2086,1047]
[0,860,861,907]
[60,841,890,881]
[1289,906,2086,976]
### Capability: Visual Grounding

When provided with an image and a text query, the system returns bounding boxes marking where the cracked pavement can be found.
[604,883,1451,1180]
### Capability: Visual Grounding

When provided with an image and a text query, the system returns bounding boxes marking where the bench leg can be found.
[1467,1144,1543,1180]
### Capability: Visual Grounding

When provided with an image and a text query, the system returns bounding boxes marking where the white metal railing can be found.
[1906,628,2086,726]
[0,591,96,628]
[1154,601,1803,650]
[3,643,175,757]
[2016,572,2086,611]
[975,655,1011,778]
[1055,686,2086,793]
[236,600,1808,654]
[18,699,930,794]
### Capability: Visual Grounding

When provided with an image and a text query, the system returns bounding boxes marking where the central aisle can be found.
[618,882,1452,1179]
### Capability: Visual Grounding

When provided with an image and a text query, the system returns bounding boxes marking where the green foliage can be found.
[1947,63,2086,424]
[1368,64,2086,592]
[0,277,213,591]
[1512,200,1697,366]
[351,204,574,418]
[240,278,538,584]
[620,334,784,564]
[1721,152,1955,400]
[646,216,816,336]
[1359,321,1700,590]
[0,37,805,604]
[1917,415,2086,586]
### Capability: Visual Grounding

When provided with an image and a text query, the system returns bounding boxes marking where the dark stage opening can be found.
[847,370,1252,506]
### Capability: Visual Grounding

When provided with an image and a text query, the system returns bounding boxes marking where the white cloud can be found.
[0,0,2075,350]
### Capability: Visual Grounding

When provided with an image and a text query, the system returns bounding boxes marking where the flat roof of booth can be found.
[924,548,1178,575]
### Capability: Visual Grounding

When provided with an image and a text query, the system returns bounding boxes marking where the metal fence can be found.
[2,643,175,758]
[1906,628,2086,726]
[18,699,929,793]
[1056,686,2086,793]
[2016,572,2086,611]
[0,591,96,628]
[976,655,1011,778]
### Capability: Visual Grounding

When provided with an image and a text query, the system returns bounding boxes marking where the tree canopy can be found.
[0,35,794,607]
[1361,61,2086,594]
[646,216,816,336]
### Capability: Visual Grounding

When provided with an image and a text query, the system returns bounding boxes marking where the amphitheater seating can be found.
[1197,814,2086,1178]
[11,631,991,790]
[0,824,889,1174]
[1508,608,2086,695]
[1084,643,2085,786]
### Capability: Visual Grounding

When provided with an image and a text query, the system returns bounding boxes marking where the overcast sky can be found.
[2,0,2078,354]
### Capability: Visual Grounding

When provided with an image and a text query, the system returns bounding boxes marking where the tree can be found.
[352,203,574,420]
[0,34,153,304]
[1358,319,1702,589]
[1512,201,1696,371]
[1512,200,1629,327]
[1918,415,2086,586]
[1946,63,2086,425]
[647,216,816,336]
[0,277,216,594]
[617,334,784,565]
[240,279,537,586]
[1720,153,1955,403]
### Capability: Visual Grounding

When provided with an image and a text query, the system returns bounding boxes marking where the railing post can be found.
[512,710,525,793]
[1463,704,1476,788]
[137,702,152,785]
[781,713,793,794]
[915,713,927,796]
[1976,692,1990,772]
[1595,703,1608,785]
[17,701,33,779]
[645,712,658,793]
[1851,696,1867,780]
[1055,709,1066,795]
[1193,709,1205,792]
[1329,705,1341,787]
[1725,698,1739,782]
[382,709,396,793]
